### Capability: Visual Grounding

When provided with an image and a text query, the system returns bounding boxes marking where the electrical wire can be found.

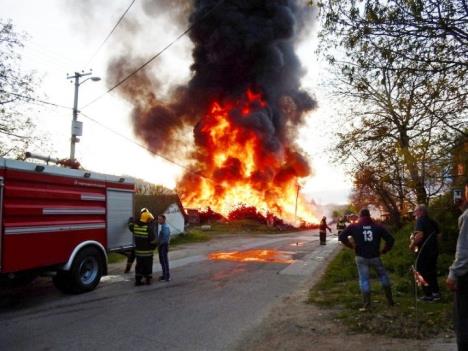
[0,90,72,110]
[85,0,137,67]
[79,111,214,183]
[81,0,226,110]
[0,91,210,181]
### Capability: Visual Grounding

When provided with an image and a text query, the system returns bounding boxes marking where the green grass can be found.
[108,252,127,264]
[170,229,211,246]
[308,224,455,339]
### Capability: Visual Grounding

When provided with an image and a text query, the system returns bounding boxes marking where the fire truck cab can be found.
[0,158,135,293]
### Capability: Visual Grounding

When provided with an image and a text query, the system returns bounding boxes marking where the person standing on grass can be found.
[158,214,171,282]
[339,208,395,311]
[319,216,332,245]
[447,196,468,351]
[411,204,442,302]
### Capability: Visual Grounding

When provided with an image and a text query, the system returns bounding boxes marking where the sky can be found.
[0,0,352,206]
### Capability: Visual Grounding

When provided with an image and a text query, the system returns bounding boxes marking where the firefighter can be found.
[337,216,347,237]
[128,208,157,286]
[319,216,332,245]
[123,248,135,274]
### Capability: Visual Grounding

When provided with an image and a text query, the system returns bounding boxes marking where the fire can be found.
[208,249,294,264]
[178,89,318,224]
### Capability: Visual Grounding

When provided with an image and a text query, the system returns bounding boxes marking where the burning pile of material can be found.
[108,0,318,223]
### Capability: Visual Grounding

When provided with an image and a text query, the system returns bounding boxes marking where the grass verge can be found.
[308,224,455,339]
[170,229,211,246]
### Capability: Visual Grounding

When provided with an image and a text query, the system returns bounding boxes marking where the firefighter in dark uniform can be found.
[128,208,157,286]
[319,216,332,245]
[337,216,347,237]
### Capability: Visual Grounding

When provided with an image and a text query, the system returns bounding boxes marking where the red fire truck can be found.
[0,157,135,293]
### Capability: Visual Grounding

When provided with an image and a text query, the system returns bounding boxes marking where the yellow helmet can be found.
[139,208,154,223]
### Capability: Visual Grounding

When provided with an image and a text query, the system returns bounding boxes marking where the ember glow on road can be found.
[208,249,294,264]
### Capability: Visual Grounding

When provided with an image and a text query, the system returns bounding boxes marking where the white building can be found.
[135,194,186,235]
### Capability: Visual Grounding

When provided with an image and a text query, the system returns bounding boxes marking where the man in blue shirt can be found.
[158,215,171,282]
[339,208,395,311]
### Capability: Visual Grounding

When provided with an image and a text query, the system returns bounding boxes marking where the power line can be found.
[85,0,137,66]
[79,111,214,183]
[0,90,72,110]
[81,0,226,110]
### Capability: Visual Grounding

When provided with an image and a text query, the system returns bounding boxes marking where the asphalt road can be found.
[0,231,338,351]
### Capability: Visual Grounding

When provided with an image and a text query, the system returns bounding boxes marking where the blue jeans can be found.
[158,243,170,280]
[355,256,391,294]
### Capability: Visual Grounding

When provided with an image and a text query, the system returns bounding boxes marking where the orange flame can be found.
[178,89,318,224]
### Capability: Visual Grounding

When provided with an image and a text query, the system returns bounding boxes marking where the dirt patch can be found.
[237,251,456,351]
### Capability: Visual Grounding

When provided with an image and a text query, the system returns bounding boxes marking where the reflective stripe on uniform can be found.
[135,249,153,257]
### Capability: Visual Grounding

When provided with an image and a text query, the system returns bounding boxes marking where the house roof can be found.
[134,194,185,219]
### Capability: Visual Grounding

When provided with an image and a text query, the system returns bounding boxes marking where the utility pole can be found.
[294,181,301,226]
[66,71,100,161]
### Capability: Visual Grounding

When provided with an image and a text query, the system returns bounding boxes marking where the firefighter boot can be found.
[359,293,371,312]
[145,276,152,285]
[384,286,395,306]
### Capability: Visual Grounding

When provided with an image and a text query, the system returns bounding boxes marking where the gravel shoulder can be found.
[236,246,457,351]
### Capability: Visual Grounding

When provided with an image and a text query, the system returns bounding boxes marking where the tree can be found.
[312,1,466,208]
[333,62,459,204]
[0,19,40,158]
[315,0,467,137]
[315,0,468,74]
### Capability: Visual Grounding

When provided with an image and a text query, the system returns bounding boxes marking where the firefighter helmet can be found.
[139,208,154,223]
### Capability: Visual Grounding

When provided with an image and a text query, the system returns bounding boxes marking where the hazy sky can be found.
[0,0,351,205]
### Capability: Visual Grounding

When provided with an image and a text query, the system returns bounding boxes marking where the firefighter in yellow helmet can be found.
[128,208,157,286]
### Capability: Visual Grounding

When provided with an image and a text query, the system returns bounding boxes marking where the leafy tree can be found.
[314,0,467,75]
[0,19,41,158]
[334,62,459,204]
[312,0,466,209]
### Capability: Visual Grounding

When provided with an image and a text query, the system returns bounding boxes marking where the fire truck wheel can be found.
[68,247,104,294]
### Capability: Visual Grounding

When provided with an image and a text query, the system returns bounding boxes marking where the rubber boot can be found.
[145,276,152,285]
[124,262,132,274]
[359,292,371,312]
[383,286,395,306]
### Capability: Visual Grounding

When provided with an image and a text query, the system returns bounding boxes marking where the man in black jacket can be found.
[339,208,395,310]
[412,204,441,301]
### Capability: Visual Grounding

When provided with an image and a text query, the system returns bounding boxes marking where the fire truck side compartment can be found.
[0,158,134,274]
[106,188,134,251]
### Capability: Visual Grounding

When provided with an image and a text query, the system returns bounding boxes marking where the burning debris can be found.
[107,1,318,223]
